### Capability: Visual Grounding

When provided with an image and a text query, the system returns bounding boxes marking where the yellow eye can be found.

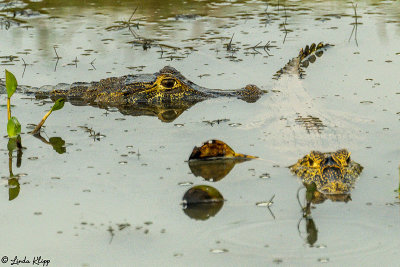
[161,78,176,89]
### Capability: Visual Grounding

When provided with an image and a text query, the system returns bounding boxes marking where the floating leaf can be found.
[188,140,257,160]
[7,116,21,138]
[51,98,65,111]
[5,69,17,98]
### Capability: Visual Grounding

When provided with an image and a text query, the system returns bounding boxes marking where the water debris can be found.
[202,119,230,126]
[210,248,229,254]
[78,126,106,141]
[256,195,276,219]
[228,123,242,127]
[256,195,275,207]
[244,40,274,56]
[178,182,193,186]
[317,258,330,263]
[226,33,235,51]
[259,173,271,179]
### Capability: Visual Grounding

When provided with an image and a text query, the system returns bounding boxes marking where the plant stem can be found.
[7,98,11,120]
[31,109,52,135]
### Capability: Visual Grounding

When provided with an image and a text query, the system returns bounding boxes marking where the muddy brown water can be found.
[0,0,399,266]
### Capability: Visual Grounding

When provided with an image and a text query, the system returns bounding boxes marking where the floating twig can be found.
[282,5,289,44]
[226,33,234,51]
[90,58,96,70]
[53,46,61,59]
[21,57,27,78]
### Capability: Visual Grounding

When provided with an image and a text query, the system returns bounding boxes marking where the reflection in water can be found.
[117,103,192,123]
[188,158,249,182]
[8,177,20,201]
[33,134,66,154]
[297,216,319,247]
[7,138,23,201]
[297,182,351,247]
[182,185,224,220]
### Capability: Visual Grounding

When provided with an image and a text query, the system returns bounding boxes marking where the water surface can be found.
[0,0,399,266]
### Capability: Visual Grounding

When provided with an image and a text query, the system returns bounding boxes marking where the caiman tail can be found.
[273,42,331,80]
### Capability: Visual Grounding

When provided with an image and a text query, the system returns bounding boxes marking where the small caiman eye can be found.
[161,78,176,89]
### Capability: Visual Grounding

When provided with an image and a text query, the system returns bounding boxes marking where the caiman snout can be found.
[320,166,350,194]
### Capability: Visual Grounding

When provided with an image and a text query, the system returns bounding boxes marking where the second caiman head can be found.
[290,149,363,194]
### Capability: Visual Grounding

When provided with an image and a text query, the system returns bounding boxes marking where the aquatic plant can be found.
[31,98,65,135]
[7,116,21,139]
[5,69,17,120]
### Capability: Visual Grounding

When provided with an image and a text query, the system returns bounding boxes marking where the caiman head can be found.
[290,149,363,194]
[111,66,263,105]
[124,66,211,104]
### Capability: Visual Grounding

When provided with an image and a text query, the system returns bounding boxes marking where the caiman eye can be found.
[308,158,314,166]
[161,78,176,89]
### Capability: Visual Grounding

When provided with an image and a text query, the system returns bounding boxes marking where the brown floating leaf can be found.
[188,140,257,160]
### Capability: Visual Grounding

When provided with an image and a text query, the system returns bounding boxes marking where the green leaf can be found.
[5,70,18,98]
[7,116,21,138]
[51,98,65,111]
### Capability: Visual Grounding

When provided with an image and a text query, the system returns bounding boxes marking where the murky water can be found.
[0,0,399,266]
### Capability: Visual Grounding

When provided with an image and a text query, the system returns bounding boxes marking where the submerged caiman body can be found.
[0,42,329,121]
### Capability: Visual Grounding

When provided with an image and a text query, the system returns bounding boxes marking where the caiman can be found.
[290,149,363,194]
[37,66,264,105]
[0,42,329,122]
